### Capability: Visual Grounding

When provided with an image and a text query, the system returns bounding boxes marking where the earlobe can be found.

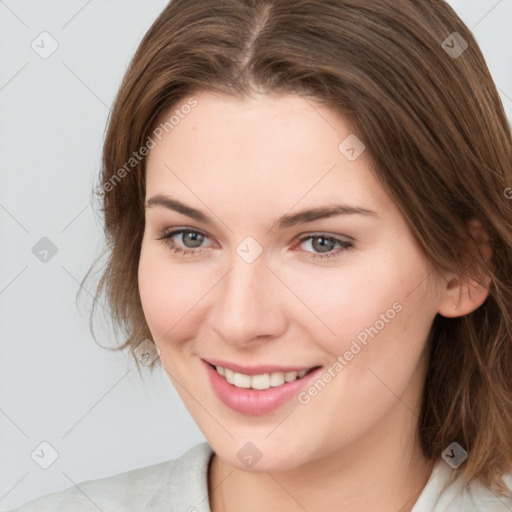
[438,219,493,319]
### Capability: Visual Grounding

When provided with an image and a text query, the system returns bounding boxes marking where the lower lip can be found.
[203,360,322,416]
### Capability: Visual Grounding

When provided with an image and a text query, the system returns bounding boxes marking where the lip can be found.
[203,357,317,376]
[202,359,323,416]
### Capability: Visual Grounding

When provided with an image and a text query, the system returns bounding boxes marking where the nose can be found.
[207,252,288,348]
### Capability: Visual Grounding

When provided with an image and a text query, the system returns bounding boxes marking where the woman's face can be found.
[138,91,447,471]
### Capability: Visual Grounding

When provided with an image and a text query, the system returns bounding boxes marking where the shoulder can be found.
[412,459,512,512]
[10,442,214,512]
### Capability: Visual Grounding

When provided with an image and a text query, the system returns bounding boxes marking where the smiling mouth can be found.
[207,363,321,390]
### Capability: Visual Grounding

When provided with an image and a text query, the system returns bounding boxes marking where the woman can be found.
[13,0,512,510]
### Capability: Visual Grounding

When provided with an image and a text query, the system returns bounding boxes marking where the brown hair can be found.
[80,0,512,496]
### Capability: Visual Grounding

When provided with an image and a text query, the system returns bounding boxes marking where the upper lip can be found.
[203,358,321,376]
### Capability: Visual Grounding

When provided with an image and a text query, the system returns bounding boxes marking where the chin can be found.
[212,436,314,473]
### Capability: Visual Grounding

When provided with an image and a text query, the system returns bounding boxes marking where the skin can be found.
[138,91,492,512]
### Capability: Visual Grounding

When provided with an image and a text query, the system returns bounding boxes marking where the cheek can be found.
[137,243,208,344]
[284,247,436,373]
[283,252,436,445]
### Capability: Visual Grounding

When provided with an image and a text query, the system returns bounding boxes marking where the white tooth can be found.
[224,368,235,384]
[284,371,298,382]
[233,372,251,388]
[270,372,285,387]
[251,373,271,390]
[217,366,305,390]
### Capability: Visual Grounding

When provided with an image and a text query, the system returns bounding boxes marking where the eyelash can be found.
[155,228,354,259]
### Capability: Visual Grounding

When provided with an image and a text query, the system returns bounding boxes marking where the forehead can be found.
[145,91,391,222]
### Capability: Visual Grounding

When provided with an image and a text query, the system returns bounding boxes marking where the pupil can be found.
[184,231,204,248]
[312,237,333,253]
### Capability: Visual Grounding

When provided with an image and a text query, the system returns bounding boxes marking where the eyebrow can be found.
[145,194,379,230]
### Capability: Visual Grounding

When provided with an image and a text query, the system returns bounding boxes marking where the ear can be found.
[438,219,493,318]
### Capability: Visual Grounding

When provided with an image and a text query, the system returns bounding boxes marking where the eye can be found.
[155,228,213,256]
[296,234,353,259]
[155,228,354,259]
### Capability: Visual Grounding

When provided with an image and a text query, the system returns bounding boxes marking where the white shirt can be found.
[10,442,512,511]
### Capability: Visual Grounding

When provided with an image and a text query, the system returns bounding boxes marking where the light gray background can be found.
[1,0,511,510]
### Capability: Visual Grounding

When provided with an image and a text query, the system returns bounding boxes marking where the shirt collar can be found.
[142,442,215,512]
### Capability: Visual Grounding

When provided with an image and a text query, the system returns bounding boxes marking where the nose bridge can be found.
[208,247,285,345]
